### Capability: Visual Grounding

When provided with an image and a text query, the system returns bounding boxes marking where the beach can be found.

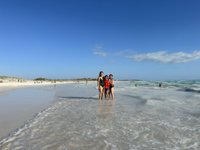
[1,0,200,149]
[0,81,200,149]
[0,80,74,88]
[0,80,75,139]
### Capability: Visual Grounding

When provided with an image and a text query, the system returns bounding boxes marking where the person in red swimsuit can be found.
[104,75,110,99]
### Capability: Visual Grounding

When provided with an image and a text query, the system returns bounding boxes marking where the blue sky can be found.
[0,0,200,80]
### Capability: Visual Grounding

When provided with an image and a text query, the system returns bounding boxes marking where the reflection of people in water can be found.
[98,100,104,114]
[86,79,88,86]
[98,100,115,116]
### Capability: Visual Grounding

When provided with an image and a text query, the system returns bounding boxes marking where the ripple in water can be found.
[0,84,200,150]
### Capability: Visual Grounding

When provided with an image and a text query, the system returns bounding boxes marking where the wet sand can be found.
[0,82,95,140]
[0,86,56,139]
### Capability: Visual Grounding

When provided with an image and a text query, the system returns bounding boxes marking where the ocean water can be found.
[0,81,200,150]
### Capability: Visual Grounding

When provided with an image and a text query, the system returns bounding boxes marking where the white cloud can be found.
[115,49,133,56]
[93,45,107,57]
[93,51,107,57]
[126,51,200,63]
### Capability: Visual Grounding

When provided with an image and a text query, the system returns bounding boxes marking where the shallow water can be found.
[0,81,200,149]
[0,86,56,139]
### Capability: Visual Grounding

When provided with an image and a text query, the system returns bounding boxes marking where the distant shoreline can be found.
[0,76,97,89]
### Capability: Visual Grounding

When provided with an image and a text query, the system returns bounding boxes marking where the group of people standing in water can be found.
[97,71,115,100]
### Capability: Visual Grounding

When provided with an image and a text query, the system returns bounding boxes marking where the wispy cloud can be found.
[93,45,107,57]
[115,49,133,56]
[93,51,107,57]
[126,51,200,63]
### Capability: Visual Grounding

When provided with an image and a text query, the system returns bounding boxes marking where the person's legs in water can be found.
[107,89,110,100]
[99,86,104,100]
[104,88,106,99]
[110,87,114,100]
[101,87,104,99]
[104,88,110,100]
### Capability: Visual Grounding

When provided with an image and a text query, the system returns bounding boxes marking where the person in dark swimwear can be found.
[104,75,110,100]
[159,82,162,88]
[109,74,115,100]
[97,71,104,100]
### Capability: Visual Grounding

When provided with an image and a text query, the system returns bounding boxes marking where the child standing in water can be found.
[104,75,110,100]
[109,74,115,100]
[97,71,104,100]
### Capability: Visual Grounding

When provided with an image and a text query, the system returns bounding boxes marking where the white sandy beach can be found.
[0,80,79,97]
[0,80,74,88]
